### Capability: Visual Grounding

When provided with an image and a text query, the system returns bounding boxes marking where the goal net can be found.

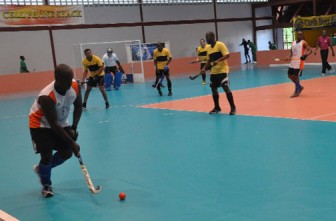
[72,40,145,83]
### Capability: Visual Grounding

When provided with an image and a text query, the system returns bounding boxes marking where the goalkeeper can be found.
[285,31,312,98]
[102,48,125,90]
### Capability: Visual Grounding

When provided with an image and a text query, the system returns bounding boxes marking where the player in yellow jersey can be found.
[153,42,173,96]
[81,49,110,109]
[196,39,209,85]
[201,31,236,115]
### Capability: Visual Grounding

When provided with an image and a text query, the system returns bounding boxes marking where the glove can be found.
[119,66,125,73]
[164,65,169,72]
[300,54,308,61]
[69,126,78,141]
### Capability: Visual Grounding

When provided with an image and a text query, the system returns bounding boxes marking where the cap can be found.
[107,48,113,53]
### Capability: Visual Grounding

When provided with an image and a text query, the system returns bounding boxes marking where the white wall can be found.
[255,6,272,17]
[53,27,142,64]
[0,31,54,74]
[217,21,253,63]
[83,5,141,24]
[146,23,216,58]
[1,4,281,74]
[256,29,273,51]
[216,3,251,18]
[255,6,274,51]
[143,4,214,21]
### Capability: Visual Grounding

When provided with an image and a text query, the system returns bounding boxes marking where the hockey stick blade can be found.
[78,155,102,194]
[189,73,200,80]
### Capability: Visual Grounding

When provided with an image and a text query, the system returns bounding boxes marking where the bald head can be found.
[205,31,215,45]
[54,64,74,95]
[157,42,164,52]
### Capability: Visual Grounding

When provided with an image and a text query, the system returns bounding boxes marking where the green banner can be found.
[293,14,336,30]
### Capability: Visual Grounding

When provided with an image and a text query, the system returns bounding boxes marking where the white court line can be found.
[0,210,19,221]
[310,112,336,120]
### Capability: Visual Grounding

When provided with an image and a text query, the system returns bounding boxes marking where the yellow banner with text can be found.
[0,5,84,26]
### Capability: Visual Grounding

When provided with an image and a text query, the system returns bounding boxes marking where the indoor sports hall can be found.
[1,0,336,221]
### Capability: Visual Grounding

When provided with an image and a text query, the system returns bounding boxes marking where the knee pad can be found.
[221,76,230,92]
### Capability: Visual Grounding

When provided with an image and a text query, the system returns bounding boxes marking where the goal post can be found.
[72,40,145,83]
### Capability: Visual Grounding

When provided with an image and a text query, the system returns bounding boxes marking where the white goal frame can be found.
[72,40,145,83]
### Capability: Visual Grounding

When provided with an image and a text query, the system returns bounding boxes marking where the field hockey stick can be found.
[154,74,165,90]
[78,153,102,194]
[189,60,201,64]
[273,57,300,62]
[189,72,202,80]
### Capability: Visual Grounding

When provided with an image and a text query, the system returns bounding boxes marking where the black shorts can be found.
[210,73,229,88]
[156,69,170,77]
[104,66,118,74]
[200,63,206,70]
[30,127,72,154]
[87,75,104,87]
[288,68,302,76]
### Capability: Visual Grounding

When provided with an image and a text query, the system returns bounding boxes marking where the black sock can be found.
[212,93,220,109]
[226,92,235,109]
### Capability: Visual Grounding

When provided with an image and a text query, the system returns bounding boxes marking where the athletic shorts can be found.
[87,75,104,87]
[104,66,118,74]
[30,127,72,154]
[288,68,302,76]
[156,69,170,77]
[210,73,229,88]
[200,63,206,70]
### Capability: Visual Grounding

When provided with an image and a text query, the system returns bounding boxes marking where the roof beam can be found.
[324,1,334,15]
[254,0,311,8]
[289,3,304,22]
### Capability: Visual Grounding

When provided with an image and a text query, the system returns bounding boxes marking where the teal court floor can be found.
[0,66,336,221]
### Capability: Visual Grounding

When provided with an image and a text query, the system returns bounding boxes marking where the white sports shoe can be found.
[329,67,335,74]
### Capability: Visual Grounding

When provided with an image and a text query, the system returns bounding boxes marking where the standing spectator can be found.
[20,56,30,73]
[268,41,277,50]
[314,29,335,76]
[247,40,257,63]
[239,39,251,64]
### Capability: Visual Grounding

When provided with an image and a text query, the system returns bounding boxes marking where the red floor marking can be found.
[140,76,336,122]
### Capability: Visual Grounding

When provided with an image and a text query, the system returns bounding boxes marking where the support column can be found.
[48,28,57,70]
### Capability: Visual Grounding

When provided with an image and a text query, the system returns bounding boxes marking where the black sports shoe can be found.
[106,102,110,109]
[158,90,163,96]
[209,107,221,114]
[297,86,304,95]
[82,103,86,110]
[230,107,236,115]
[42,185,54,198]
[168,91,172,96]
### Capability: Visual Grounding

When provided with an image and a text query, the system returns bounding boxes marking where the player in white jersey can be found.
[286,31,312,98]
[102,48,124,90]
[29,64,82,198]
